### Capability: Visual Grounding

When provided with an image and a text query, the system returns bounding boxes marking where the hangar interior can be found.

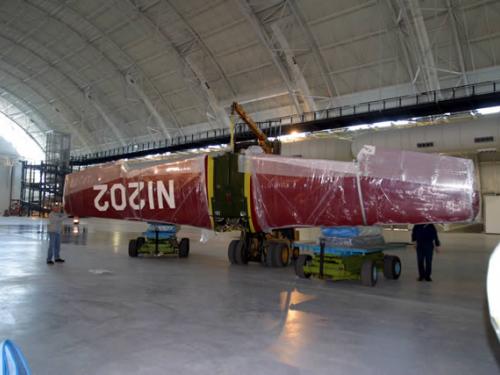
[0,0,499,374]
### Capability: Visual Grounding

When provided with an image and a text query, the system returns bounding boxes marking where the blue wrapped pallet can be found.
[320,226,383,238]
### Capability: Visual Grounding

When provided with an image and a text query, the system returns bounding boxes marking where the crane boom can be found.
[231,102,274,154]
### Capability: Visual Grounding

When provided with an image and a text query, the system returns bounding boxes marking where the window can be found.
[417,142,434,148]
[474,136,494,143]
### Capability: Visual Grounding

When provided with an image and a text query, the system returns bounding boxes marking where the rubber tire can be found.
[383,255,401,280]
[128,239,138,258]
[234,239,248,265]
[178,238,190,258]
[295,254,312,278]
[136,236,145,250]
[273,242,290,267]
[228,240,239,264]
[265,243,276,267]
[361,259,378,287]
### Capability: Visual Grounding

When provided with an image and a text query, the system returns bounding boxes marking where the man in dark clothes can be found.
[412,224,440,281]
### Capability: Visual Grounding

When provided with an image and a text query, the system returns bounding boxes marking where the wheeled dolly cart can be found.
[128,223,190,258]
[293,240,407,286]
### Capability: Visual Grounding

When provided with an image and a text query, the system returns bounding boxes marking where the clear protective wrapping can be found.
[320,226,383,238]
[64,156,212,229]
[241,145,479,232]
[64,146,479,233]
[320,235,386,248]
[320,225,385,248]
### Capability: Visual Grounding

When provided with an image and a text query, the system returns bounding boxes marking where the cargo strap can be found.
[355,164,367,225]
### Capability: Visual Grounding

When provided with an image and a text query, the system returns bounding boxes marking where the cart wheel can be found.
[136,236,145,250]
[383,255,401,280]
[228,240,239,264]
[234,239,248,265]
[128,239,138,258]
[178,238,190,258]
[273,242,290,267]
[295,254,312,279]
[265,242,276,267]
[361,259,378,286]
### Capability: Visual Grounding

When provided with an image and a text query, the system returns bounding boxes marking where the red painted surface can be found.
[248,148,479,231]
[64,156,212,229]
[64,148,479,232]
[251,173,479,230]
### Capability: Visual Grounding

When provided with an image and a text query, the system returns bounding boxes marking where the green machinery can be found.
[128,224,189,258]
[210,152,296,267]
[293,240,404,286]
[212,102,293,267]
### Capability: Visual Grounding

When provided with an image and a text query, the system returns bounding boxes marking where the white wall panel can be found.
[480,162,500,194]
[484,195,500,234]
[0,164,12,212]
[281,137,352,161]
[352,114,500,154]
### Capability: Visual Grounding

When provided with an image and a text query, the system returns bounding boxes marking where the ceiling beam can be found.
[162,0,237,97]
[84,89,127,147]
[0,85,51,133]
[270,22,317,112]
[0,47,93,151]
[23,0,182,140]
[235,0,302,114]
[307,0,378,27]
[0,112,45,153]
[384,0,417,88]
[395,0,441,93]
[123,0,231,129]
[0,70,79,129]
[446,0,468,86]
[0,98,46,152]
[287,0,339,106]
[0,9,126,148]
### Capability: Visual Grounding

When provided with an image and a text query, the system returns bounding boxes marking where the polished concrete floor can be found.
[0,217,499,375]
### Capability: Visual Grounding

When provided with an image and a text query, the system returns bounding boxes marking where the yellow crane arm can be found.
[231,102,274,154]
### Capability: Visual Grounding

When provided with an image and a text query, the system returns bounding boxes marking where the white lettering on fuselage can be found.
[93,180,175,211]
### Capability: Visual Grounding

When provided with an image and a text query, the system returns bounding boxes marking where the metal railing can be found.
[70,80,500,164]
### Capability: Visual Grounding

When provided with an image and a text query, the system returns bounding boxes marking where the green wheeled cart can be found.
[128,224,190,258]
[293,240,406,286]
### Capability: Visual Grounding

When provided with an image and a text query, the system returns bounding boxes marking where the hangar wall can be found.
[351,114,500,155]
[280,137,352,160]
[480,158,500,195]
[0,162,19,213]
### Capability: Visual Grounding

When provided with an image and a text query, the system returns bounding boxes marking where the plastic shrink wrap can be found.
[63,156,212,229]
[319,226,385,249]
[320,235,386,248]
[320,226,383,238]
[64,146,478,232]
[242,145,479,232]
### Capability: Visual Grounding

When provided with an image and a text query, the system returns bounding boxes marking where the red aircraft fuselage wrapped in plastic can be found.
[64,156,212,229]
[244,146,479,232]
[63,147,479,232]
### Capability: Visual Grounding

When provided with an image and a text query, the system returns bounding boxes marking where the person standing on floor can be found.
[46,205,66,265]
[412,223,440,281]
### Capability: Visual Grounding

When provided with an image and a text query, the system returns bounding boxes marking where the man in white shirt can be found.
[47,206,66,265]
